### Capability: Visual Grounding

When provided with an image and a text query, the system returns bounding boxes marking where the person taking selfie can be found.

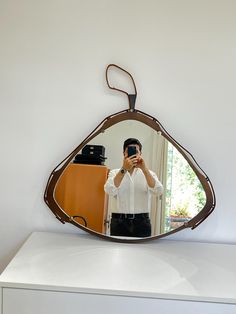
[104,138,163,238]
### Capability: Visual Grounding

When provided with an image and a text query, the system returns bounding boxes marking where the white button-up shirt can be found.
[104,168,163,214]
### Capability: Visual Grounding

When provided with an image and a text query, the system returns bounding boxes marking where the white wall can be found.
[1,0,236,273]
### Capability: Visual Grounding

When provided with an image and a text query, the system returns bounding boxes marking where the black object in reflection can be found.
[73,144,107,165]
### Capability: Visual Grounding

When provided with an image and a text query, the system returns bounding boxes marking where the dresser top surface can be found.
[0,231,236,304]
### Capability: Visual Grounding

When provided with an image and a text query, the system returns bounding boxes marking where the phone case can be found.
[128,146,137,157]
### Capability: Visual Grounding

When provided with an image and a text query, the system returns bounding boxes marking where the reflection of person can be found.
[104,138,163,238]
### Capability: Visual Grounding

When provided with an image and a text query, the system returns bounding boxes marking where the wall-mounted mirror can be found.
[44,64,215,242]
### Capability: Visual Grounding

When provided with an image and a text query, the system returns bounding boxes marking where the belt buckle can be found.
[127,213,135,219]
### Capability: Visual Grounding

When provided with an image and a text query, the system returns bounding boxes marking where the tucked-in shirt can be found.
[104,168,163,214]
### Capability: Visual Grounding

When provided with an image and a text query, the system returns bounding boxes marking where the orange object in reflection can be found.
[55,164,109,233]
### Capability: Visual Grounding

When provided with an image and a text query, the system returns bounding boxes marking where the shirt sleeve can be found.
[104,169,119,196]
[148,170,164,196]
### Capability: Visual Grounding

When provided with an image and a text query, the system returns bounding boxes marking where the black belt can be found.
[112,213,149,220]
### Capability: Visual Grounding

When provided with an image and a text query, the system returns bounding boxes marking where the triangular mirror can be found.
[44,64,215,242]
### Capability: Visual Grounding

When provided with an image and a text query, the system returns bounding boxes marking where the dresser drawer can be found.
[2,288,236,314]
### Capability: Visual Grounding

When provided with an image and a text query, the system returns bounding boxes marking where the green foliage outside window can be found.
[165,143,206,231]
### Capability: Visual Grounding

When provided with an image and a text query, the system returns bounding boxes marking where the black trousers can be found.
[110,214,151,238]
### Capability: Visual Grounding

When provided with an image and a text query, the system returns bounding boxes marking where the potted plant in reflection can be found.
[169,204,191,230]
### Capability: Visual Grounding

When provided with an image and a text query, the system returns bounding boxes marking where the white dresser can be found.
[0,232,236,314]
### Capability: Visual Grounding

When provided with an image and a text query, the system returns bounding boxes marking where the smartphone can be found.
[128,145,137,157]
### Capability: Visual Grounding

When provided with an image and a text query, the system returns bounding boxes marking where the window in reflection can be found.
[165,144,206,232]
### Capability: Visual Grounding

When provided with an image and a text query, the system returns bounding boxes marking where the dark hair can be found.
[123,138,142,152]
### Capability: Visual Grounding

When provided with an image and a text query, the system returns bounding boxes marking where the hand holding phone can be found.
[123,145,139,170]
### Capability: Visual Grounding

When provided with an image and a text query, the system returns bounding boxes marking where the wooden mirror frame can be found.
[44,64,216,243]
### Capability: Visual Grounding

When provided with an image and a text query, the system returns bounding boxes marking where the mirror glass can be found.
[54,120,206,238]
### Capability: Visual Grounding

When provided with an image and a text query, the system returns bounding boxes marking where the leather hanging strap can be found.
[105,64,137,110]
